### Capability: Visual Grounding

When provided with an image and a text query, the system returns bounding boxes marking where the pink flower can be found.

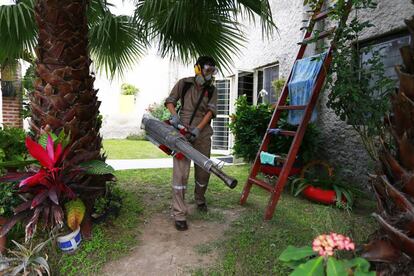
[312,233,356,256]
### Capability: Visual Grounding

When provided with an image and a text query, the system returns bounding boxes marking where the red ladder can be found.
[239,0,353,220]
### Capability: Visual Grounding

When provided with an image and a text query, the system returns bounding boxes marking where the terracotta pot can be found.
[302,185,346,205]
[0,216,7,254]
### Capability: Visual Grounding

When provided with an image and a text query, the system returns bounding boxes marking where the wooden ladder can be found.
[239,0,353,220]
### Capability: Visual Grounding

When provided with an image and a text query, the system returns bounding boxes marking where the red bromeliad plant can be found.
[0,135,114,241]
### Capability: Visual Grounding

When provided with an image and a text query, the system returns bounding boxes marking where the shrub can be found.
[146,101,171,121]
[120,83,139,96]
[126,132,147,141]
[272,78,286,99]
[0,127,27,217]
[0,126,27,163]
[229,96,320,163]
[0,185,20,217]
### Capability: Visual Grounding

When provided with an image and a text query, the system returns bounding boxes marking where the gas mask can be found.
[194,63,217,86]
[204,74,212,81]
[195,75,206,86]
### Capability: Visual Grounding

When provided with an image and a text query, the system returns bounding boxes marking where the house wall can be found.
[96,1,195,139]
[97,49,193,139]
[317,0,414,185]
[228,0,414,185]
[228,0,307,79]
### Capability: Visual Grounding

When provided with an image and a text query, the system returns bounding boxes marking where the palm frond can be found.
[134,0,276,71]
[220,0,276,38]
[89,2,148,79]
[0,0,37,65]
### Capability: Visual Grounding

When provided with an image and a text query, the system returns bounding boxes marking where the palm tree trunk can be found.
[362,11,414,275]
[31,0,104,237]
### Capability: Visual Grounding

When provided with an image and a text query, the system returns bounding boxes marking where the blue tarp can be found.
[287,52,327,125]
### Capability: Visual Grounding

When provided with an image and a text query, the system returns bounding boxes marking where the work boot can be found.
[197,203,208,213]
[175,220,188,231]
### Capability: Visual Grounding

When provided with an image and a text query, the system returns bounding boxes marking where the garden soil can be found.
[101,205,241,276]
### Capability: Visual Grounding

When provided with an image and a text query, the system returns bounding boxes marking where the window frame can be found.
[254,63,279,105]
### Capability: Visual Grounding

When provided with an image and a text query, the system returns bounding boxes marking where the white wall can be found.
[228,0,307,78]
[96,49,193,138]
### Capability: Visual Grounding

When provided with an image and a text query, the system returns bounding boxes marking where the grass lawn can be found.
[102,139,169,159]
[51,165,377,275]
[103,139,224,159]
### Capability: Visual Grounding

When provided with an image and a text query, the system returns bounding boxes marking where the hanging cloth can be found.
[287,52,327,125]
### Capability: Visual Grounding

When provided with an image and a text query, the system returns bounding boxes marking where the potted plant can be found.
[55,198,86,253]
[289,160,357,208]
[120,83,139,114]
[0,238,51,275]
[0,133,115,243]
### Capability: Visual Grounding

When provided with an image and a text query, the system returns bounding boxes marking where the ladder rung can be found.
[268,129,297,137]
[249,177,273,192]
[276,105,307,110]
[312,9,333,22]
[299,27,336,45]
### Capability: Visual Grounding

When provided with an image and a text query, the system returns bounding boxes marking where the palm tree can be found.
[0,0,275,236]
[362,6,414,274]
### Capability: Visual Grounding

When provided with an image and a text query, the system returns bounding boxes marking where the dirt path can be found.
[101,205,240,276]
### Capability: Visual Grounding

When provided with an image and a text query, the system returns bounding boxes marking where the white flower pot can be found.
[57,227,81,252]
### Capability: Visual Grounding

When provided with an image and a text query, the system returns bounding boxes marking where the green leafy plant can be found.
[289,161,360,209]
[92,183,123,222]
[0,127,27,218]
[146,101,171,121]
[120,83,139,96]
[229,95,320,163]
[0,185,20,218]
[22,63,36,119]
[272,78,286,99]
[93,197,108,217]
[0,126,27,164]
[279,233,375,276]
[0,238,51,276]
[306,0,393,161]
[126,132,147,141]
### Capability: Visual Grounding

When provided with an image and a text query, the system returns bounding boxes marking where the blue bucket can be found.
[57,227,81,252]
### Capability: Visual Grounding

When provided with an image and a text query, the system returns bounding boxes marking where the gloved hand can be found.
[188,127,201,142]
[170,114,182,129]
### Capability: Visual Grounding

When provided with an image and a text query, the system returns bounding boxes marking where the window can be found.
[361,33,411,81]
[256,65,279,104]
[237,72,254,104]
[0,81,15,97]
[212,79,231,151]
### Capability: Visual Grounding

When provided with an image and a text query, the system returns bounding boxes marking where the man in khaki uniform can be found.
[165,56,218,231]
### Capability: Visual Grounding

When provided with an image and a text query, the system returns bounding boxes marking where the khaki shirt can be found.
[165,77,217,134]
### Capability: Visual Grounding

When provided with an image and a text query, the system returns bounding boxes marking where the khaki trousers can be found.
[172,129,212,221]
